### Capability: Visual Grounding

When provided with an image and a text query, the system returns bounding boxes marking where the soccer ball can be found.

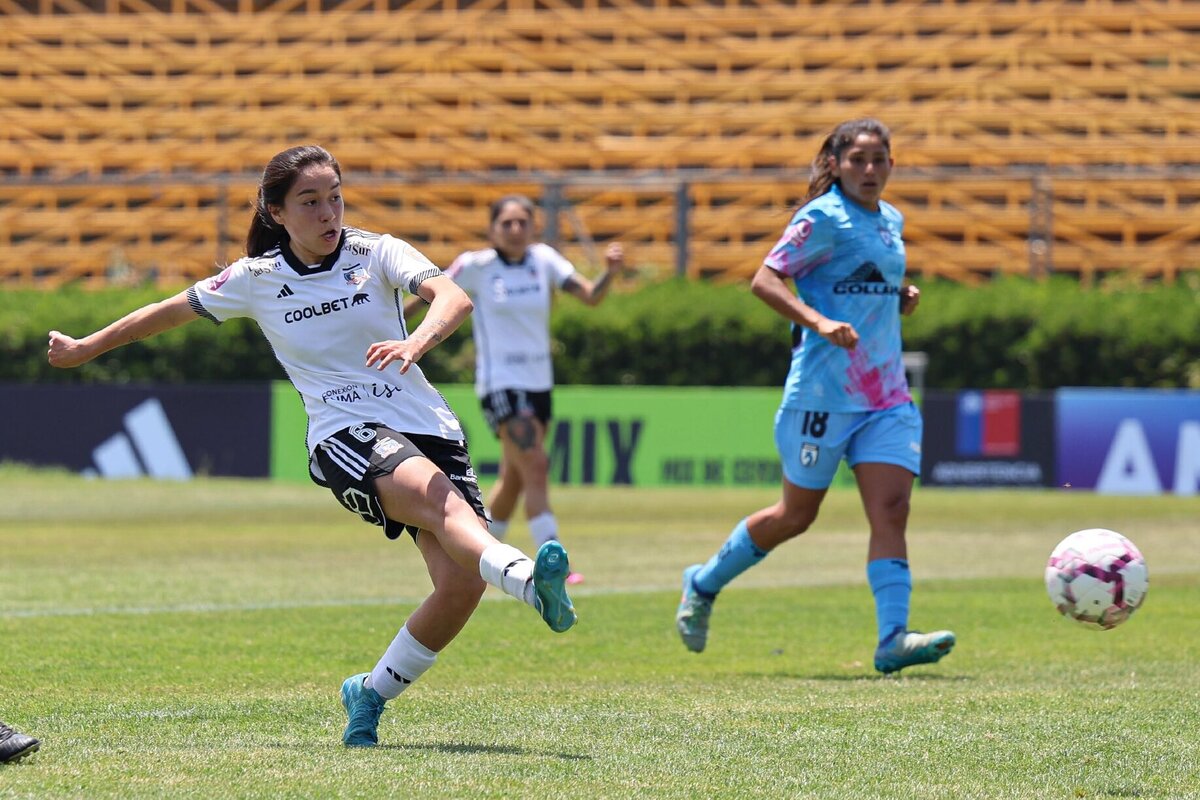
[1045,528,1148,630]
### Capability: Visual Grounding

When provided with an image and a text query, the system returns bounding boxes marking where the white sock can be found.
[368,624,438,700]
[479,542,536,606]
[488,518,510,541]
[528,512,559,549]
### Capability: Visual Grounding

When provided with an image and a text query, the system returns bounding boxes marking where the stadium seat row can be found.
[3,177,1197,286]
[1,0,1197,283]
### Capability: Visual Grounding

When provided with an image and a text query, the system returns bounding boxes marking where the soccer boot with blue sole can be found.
[340,673,387,747]
[676,564,716,653]
[0,722,39,764]
[533,540,577,633]
[874,629,956,674]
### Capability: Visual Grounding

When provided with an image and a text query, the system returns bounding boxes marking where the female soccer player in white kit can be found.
[47,145,577,747]
[675,119,955,674]
[438,195,624,584]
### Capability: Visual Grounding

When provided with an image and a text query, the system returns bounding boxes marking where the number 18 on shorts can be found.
[774,403,922,490]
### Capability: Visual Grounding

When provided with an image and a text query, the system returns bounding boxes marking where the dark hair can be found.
[802,118,892,205]
[245,145,342,258]
[488,194,537,227]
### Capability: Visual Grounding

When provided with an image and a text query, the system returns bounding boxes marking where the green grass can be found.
[2,472,1198,799]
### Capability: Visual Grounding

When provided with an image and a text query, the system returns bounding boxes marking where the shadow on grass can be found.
[380,742,591,760]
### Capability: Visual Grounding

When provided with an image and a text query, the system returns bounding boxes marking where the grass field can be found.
[2,469,1198,799]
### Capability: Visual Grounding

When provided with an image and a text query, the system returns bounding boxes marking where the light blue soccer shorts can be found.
[774,402,923,490]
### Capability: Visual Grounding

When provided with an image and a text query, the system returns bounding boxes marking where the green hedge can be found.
[2,287,277,384]
[4,275,1198,389]
[900,275,1200,389]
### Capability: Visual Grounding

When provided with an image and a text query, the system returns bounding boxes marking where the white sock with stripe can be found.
[479,543,536,606]
[367,624,437,700]
[528,512,559,549]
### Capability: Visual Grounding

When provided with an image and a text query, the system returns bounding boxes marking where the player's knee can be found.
[515,448,549,482]
[779,507,818,539]
[872,493,911,527]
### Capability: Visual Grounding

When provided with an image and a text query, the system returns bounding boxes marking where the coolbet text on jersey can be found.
[187,227,463,453]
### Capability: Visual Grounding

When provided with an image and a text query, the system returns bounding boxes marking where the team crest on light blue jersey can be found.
[801,443,820,466]
[878,223,895,247]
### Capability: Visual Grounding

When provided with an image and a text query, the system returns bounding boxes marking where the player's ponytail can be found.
[245,145,342,258]
[803,134,840,205]
[246,186,285,259]
[801,118,892,206]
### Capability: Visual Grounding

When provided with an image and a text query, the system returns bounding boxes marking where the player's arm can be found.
[750,265,859,350]
[366,274,472,374]
[562,242,623,306]
[47,290,199,369]
[401,293,426,321]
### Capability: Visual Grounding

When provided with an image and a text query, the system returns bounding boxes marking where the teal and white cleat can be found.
[873,629,956,674]
[533,540,577,633]
[676,564,715,653]
[340,673,386,747]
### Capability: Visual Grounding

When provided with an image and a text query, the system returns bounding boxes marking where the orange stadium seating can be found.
[1,0,1198,284]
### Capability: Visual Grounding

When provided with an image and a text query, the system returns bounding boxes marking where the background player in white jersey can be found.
[423,195,624,584]
[675,119,956,674]
[46,146,577,749]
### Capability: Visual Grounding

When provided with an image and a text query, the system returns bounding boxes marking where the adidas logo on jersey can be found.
[277,284,295,298]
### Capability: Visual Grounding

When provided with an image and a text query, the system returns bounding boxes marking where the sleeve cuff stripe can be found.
[186,287,221,324]
[408,267,443,294]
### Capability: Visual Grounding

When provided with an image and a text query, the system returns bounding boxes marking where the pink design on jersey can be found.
[207,266,233,291]
[845,347,911,409]
[763,251,787,274]
[765,219,817,277]
[766,248,831,280]
[792,219,814,246]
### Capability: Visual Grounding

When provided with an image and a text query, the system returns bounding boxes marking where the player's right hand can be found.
[816,318,859,350]
[47,330,91,368]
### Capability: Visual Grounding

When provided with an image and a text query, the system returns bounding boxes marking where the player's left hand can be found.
[604,242,624,273]
[365,339,421,374]
[899,284,920,315]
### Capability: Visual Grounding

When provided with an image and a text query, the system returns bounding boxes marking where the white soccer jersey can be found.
[187,227,464,453]
[445,242,576,396]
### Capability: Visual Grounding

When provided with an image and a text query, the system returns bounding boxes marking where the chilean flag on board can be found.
[956,390,1021,457]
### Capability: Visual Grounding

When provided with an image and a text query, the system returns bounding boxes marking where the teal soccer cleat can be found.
[340,673,386,747]
[873,629,956,674]
[533,540,577,633]
[676,564,715,653]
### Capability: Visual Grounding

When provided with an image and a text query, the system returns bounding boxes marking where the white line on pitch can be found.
[0,577,837,619]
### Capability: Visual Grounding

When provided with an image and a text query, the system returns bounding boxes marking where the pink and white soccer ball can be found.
[1045,528,1148,630]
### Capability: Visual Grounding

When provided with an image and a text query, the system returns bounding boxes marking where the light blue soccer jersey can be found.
[763,183,912,412]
